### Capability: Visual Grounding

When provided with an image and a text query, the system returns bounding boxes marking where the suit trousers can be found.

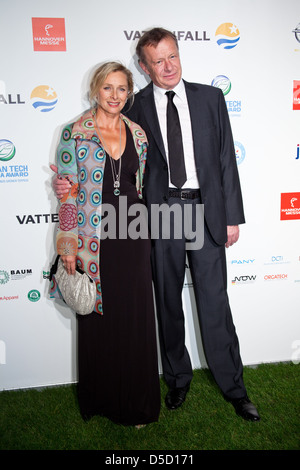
[150,194,247,399]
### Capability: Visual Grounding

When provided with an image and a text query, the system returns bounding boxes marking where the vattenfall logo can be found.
[0,93,25,105]
[123,23,240,47]
[30,85,58,112]
[215,23,240,49]
[0,85,58,112]
[16,213,59,224]
[123,30,210,41]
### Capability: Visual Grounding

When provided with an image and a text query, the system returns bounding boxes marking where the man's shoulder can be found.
[134,82,153,100]
[126,83,153,119]
[133,80,220,97]
[184,80,221,96]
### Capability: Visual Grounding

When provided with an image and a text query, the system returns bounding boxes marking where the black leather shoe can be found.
[165,384,190,410]
[229,397,260,421]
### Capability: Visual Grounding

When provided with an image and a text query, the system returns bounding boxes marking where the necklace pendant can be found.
[114,181,120,188]
[114,188,120,196]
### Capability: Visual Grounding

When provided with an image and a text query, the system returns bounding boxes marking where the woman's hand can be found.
[50,164,71,199]
[61,255,76,275]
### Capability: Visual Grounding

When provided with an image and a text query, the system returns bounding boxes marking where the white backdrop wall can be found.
[0,0,299,390]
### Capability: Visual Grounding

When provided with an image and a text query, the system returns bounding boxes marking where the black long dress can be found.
[77,125,160,425]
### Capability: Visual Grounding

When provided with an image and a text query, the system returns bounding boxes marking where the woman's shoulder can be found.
[71,109,95,139]
[121,114,148,145]
[59,109,95,142]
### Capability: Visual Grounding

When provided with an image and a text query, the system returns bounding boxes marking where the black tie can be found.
[166,90,187,188]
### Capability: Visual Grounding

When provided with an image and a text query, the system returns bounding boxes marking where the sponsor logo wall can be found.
[0,0,299,390]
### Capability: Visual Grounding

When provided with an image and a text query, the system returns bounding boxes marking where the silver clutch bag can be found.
[50,256,96,315]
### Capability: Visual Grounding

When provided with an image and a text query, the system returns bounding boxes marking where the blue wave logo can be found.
[215,23,240,50]
[30,85,58,112]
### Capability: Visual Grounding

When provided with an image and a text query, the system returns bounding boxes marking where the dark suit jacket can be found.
[126,80,245,246]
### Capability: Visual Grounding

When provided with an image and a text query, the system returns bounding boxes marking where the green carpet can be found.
[0,362,299,451]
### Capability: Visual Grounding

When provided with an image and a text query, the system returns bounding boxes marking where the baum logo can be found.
[32,18,66,51]
[0,270,10,285]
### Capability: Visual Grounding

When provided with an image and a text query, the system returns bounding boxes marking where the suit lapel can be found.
[184,80,202,162]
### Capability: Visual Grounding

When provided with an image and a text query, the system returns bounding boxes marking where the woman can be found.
[50,62,160,426]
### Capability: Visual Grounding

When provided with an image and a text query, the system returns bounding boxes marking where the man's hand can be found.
[50,164,71,199]
[226,225,239,248]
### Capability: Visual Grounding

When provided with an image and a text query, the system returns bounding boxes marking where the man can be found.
[52,28,260,421]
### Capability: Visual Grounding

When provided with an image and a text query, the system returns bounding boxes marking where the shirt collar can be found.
[153,79,185,103]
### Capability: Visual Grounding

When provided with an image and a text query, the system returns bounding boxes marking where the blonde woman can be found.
[51,62,160,426]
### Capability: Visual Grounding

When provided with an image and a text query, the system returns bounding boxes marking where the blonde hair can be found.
[89,62,134,108]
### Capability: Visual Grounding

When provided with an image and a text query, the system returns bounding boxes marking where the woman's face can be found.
[97,71,129,116]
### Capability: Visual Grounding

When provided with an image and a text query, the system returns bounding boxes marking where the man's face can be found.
[139,36,182,90]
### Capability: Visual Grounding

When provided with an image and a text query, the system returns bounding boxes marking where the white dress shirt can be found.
[153,79,199,189]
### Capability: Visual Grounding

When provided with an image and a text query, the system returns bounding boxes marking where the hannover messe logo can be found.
[32,18,66,51]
